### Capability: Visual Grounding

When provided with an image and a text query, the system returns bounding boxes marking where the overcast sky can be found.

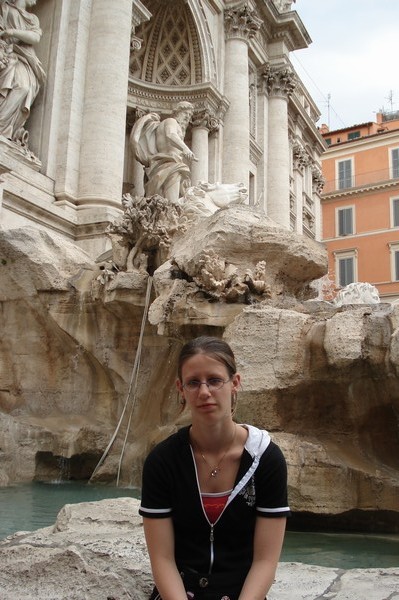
[291,0,399,131]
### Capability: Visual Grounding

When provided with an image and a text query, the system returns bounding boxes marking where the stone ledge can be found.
[0,498,397,600]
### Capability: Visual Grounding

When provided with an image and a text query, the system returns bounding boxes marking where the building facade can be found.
[321,111,399,301]
[0,0,325,258]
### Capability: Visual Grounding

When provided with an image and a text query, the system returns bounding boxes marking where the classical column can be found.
[77,0,133,207]
[222,5,262,188]
[264,65,296,228]
[191,111,219,185]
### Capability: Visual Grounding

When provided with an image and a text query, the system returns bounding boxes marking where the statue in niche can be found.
[130,101,198,203]
[0,0,45,147]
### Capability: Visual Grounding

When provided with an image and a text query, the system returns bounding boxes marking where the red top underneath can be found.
[202,492,230,523]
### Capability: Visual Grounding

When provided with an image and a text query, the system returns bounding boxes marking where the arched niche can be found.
[131,0,215,87]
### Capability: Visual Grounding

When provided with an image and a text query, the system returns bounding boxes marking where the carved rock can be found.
[0,224,398,531]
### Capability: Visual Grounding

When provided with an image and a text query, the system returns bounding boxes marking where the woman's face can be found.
[177,353,240,421]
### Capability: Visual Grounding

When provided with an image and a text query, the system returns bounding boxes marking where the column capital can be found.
[312,165,326,194]
[192,109,220,133]
[293,142,310,172]
[131,35,143,52]
[259,64,296,98]
[224,4,262,42]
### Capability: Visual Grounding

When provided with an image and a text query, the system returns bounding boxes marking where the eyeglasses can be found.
[182,378,232,392]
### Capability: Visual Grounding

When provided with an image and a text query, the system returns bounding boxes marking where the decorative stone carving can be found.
[175,248,271,304]
[0,0,45,147]
[130,34,143,52]
[312,165,326,194]
[261,64,296,98]
[334,282,380,306]
[106,193,187,272]
[293,142,310,171]
[272,0,296,12]
[130,101,197,203]
[181,181,248,220]
[224,4,262,42]
[192,109,219,133]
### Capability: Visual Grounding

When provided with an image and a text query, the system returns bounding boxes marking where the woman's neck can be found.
[190,419,237,453]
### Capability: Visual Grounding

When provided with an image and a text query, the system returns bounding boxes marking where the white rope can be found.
[90,276,153,482]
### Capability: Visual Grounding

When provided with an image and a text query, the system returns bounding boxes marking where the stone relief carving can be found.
[130,101,198,203]
[0,0,45,147]
[106,193,187,272]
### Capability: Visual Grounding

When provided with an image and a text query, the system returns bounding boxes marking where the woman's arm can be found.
[238,517,287,600]
[143,517,188,600]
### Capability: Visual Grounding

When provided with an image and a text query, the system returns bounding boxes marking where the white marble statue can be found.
[334,282,380,306]
[0,0,45,145]
[182,181,248,219]
[131,101,198,203]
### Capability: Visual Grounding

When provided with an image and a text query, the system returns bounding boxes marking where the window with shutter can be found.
[338,159,353,189]
[338,207,353,236]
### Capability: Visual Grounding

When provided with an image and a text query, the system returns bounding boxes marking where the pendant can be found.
[210,468,219,477]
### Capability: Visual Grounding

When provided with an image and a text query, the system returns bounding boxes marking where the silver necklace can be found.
[198,425,237,478]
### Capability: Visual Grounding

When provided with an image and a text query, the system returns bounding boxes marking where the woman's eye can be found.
[187,380,200,388]
[208,378,223,385]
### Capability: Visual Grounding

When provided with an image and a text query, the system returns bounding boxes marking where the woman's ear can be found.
[176,378,183,393]
[232,373,241,391]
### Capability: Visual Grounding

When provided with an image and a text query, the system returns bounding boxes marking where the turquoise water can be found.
[1,482,398,569]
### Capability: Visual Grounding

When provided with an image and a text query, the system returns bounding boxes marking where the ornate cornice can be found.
[128,79,229,121]
[224,4,262,42]
[259,63,296,99]
[132,0,151,32]
[322,179,399,200]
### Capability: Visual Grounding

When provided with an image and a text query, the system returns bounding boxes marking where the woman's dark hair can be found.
[177,336,237,380]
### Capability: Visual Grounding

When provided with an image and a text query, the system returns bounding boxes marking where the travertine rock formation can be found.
[0,498,398,600]
[0,218,398,532]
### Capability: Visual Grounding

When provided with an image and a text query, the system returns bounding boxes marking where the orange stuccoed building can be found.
[320,110,399,302]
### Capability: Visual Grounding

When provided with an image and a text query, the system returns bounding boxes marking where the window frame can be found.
[336,205,355,237]
[389,243,399,281]
[390,147,399,179]
[336,157,354,190]
[390,197,399,228]
[334,250,357,288]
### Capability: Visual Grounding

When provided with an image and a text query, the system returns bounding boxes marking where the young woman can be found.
[139,336,290,600]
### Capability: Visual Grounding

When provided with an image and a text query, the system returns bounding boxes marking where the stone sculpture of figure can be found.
[0,0,45,145]
[131,101,198,203]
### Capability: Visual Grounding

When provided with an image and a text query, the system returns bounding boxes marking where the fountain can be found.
[0,183,398,534]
